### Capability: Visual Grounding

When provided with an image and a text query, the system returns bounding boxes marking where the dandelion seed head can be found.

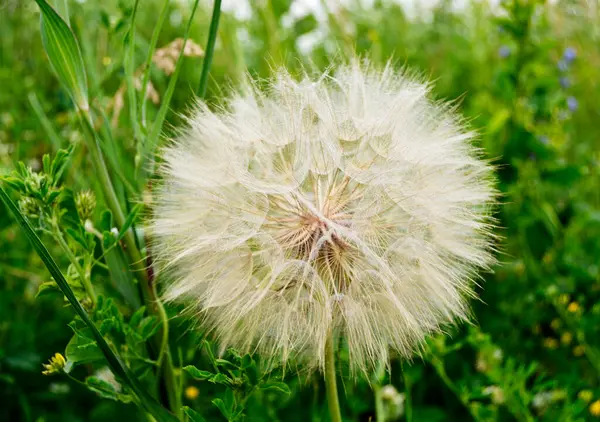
[150,61,497,374]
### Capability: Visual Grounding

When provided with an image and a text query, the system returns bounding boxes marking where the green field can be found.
[1,0,600,421]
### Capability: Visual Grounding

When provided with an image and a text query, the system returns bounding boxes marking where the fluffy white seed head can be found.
[150,62,496,374]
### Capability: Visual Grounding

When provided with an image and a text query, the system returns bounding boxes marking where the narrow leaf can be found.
[34,0,89,111]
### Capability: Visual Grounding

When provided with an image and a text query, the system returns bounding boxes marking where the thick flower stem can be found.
[325,333,342,422]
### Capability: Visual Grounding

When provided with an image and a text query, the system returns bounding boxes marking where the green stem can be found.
[402,367,413,422]
[324,333,342,422]
[373,384,385,422]
[78,112,180,416]
[197,0,222,98]
[52,220,96,306]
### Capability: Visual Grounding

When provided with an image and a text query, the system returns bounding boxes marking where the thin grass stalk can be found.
[197,0,222,98]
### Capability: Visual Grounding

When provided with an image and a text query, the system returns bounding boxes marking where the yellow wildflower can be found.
[42,353,66,375]
[185,385,200,400]
[590,400,600,417]
[560,332,573,346]
[543,338,559,350]
[578,390,593,403]
[568,302,580,313]
[573,345,585,357]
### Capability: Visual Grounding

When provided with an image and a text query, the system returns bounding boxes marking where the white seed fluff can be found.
[150,62,496,374]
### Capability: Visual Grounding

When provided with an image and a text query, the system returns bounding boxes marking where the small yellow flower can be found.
[560,332,573,346]
[185,385,199,400]
[102,56,112,66]
[550,318,562,331]
[542,252,553,265]
[590,400,600,417]
[573,345,585,357]
[578,390,594,403]
[568,302,580,313]
[558,294,570,305]
[543,338,559,350]
[42,353,66,375]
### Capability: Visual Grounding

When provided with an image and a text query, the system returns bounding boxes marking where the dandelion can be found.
[150,62,496,421]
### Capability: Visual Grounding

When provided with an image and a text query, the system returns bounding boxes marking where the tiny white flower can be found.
[150,61,496,373]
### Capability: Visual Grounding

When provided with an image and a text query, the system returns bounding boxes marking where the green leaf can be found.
[36,281,60,298]
[259,381,291,395]
[0,185,177,422]
[85,375,133,403]
[183,365,213,381]
[182,406,207,422]
[66,331,104,365]
[34,0,89,111]
[212,398,231,420]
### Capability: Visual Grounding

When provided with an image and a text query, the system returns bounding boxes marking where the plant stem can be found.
[52,220,96,306]
[373,384,385,422]
[402,367,413,422]
[197,0,222,98]
[324,333,342,422]
[78,112,180,416]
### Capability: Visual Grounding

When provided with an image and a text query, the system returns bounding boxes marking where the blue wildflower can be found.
[498,45,510,58]
[557,60,569,72]
[563,47,576,63]
[559,77,570,89]
[567,96,578,112]
[538,136,549,145]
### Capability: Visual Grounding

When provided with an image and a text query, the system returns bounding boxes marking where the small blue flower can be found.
[567,96,578,112]
[563,47,576,63]
[538,136,549,145]
[557,60,569,72]
[498,45,511,58]
[559,77,570,89]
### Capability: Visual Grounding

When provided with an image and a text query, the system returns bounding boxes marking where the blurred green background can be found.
[1,0,600,421]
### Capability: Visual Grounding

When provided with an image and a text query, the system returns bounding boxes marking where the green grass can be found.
[1,0,599,421]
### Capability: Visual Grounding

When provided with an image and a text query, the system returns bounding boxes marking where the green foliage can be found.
[1,0,599,421]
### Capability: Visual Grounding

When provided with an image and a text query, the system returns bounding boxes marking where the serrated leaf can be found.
[34,0,89,111]
[260,381,291,395]
[182,406,207,422]
[183,365,213,381]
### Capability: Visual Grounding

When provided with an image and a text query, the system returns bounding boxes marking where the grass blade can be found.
[139,0,170,129]
[0,185,178,422]
[28,92,64,151]
[35,0,88,111]
[197,0,222,98]
[142,0,201,180]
